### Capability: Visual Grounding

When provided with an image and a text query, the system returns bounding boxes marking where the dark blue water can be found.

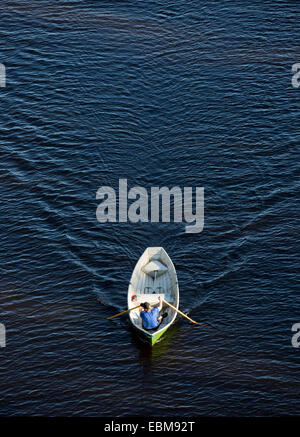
[0,0,299,416]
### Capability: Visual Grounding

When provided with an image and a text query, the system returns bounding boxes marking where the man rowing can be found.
[140,296,163,330]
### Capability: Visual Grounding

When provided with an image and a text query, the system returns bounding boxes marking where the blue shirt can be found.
[141,307,159,329]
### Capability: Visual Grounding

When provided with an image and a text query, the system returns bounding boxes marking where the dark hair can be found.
[142,302,151,310]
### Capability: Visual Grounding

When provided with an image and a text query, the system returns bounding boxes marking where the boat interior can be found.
[128,248,179,334]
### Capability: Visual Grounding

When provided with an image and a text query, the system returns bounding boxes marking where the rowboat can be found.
[128,247,179,345]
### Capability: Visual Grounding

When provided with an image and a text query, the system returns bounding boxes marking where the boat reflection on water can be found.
[128,321,182,368]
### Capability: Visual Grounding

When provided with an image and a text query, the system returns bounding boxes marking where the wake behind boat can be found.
[128,247,179,345]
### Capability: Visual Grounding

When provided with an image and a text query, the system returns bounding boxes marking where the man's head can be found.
[142,302,151,311]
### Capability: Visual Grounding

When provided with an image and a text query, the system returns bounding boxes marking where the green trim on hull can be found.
[134,324,170,346]
[150,325,169,345]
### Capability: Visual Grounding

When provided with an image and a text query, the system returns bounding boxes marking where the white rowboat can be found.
[128,247,179,345]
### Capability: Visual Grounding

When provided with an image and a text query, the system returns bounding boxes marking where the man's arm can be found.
[158,296,163,311]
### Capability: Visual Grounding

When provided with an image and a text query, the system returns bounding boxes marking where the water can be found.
[0,0,299,417]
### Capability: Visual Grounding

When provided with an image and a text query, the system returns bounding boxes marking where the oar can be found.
[105,304,141,320]
[162,298,217,329]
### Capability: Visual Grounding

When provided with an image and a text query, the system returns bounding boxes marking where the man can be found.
[140,296,163,330]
